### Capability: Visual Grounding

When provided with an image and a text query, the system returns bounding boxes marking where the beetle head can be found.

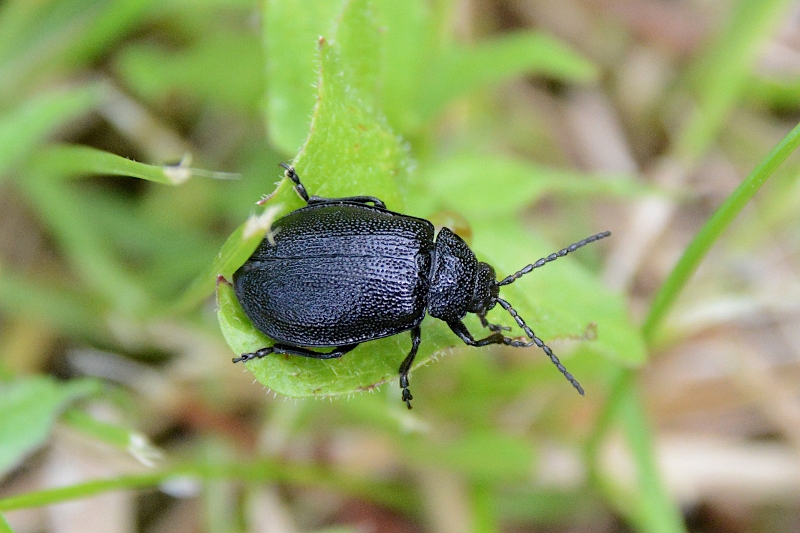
[467,262,499,314]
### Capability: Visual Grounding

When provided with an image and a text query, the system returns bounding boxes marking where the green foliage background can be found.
[1,1,799,532]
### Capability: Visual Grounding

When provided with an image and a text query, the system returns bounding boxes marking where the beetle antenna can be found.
[496,297,584,395]
[497,231,611,286]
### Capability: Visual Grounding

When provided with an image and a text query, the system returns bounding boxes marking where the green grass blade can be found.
[586,371,686,533]
[0,459,415,515]
[674,0,795,163]
[620,386,686,533]
[0,85,101,180]
[643,120,800,342]
[33,144,196,185]
[0,513,13,533]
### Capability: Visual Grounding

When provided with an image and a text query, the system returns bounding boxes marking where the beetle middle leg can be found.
[312,195,387,209]
[477,312,511,333]
[398,326,421,409]
[233,343,359,363]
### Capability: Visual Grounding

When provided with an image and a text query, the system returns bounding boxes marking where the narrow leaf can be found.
[418,32,597,123]
[0,85,101,180]
[643,120,800,342]
[0,377,101,477]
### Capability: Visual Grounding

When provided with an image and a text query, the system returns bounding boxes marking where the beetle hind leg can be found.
[233,343,359,363]
[279,162,310,203]
[279,163,388,209]
[398,326,422,409]
[309,195,386,209]
[232,346,273,363]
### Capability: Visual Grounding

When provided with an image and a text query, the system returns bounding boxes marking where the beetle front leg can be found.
[233,343,359,363]
[447,320,531,348]
[398,326,421,409]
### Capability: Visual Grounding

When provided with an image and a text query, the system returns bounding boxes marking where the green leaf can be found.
[264,0,345,153]
[31,144,199,185]
[418,31,597,123]
[404,431,536,482]
[114,32,265,113]
[0,377,101,477]
[216,0,621,400]
[217,0,435,400]
[0,85,101,181]
[291,11,407,208]
[473,220,646,369]
[412,153,653,217]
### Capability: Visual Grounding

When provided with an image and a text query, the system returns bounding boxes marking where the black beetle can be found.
[233,163,610,408]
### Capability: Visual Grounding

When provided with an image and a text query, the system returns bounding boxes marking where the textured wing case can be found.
[234,203,435,346]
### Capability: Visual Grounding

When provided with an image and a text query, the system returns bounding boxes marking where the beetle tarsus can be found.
[233,346,274,363]
[402,388,413,409]
[279,162,310,203]
[397,326,421,408]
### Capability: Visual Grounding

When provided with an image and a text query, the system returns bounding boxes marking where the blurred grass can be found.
[1,0,799,532]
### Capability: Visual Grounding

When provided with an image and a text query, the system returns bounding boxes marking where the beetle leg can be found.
[447,320,531,348]
[306,195,387,209]
[233,343,359,363]
[478,312,511,332]
[398,326,421,409]
[448,318,584,394]
[310,196,387,209]
[279,162,310,203]
[279,163,388,209]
